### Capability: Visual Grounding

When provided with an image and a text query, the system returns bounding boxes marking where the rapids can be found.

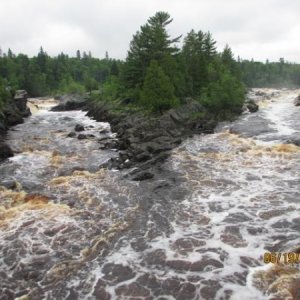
[0,89,300,299]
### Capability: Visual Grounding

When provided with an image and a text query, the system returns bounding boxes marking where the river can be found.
[0,89,300,300]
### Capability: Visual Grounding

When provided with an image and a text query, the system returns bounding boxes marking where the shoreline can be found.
[0,91,31,161]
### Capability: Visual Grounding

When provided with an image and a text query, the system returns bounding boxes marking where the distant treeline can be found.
[1,11,300,116]
[239,58,300,88]
[0,48,120,96]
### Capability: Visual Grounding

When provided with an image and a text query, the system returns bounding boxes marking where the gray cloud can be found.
[1,0,300,62]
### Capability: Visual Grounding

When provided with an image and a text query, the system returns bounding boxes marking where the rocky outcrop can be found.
[85,100,217,179]
[294,95,300,106]
[242,99,259,113]
[0,90,31,161]
[14,90,30,112]
[1,90,31,127]
[229,115,275,137]
[51,94,88,111]
[0,142,14,160]
[243,99,259,113]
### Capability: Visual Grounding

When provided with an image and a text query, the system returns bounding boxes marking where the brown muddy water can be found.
[0,90,300,300]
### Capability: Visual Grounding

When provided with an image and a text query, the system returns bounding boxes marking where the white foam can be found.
[263,90,299,136]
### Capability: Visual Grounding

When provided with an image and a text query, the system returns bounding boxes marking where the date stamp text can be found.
[264,252,300,264]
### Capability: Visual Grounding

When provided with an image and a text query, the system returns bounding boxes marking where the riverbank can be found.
[0,90,31,161]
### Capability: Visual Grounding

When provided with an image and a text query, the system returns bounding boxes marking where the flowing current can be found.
[0,89,300,300]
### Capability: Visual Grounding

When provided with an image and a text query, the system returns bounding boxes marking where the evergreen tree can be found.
[140,60,178,112]
[203,32,217,59]
[7,48,14,58]
[0,77,10,109]
[222,44,243,80]
[36,47,48,73]
[181,30,217,97]
[201,64,245,117]
[76,50,81,60]
[110,60,119,76]
[121,11,181,98]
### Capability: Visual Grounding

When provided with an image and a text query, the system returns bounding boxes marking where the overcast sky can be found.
[1,0,300,62]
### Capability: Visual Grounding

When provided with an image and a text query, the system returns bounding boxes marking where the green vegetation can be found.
[140,60,178,112]
[0,47,120,97]
[0,78,10,110]
[1,11,300,118]
[238,58,300,87]
[120,12,245,116]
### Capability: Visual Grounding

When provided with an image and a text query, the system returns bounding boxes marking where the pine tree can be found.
[36,47,48,73]
[110,61,119,76]
[7,48,14,59]
[121,12,181,97]
[76,50,81,60]
[140,60,178,112]
[203,32,217,59]
[201,64,245,117]
[181,30,217,97]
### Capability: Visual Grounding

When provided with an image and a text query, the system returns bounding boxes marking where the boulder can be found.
[75,124,84,132]
[244,99,259,113]
[0,142,14,160]
[294,95,300,106]
[77,134,87,140]
[67,132,76,138]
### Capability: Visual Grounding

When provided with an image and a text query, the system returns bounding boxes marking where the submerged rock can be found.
[229,115,275,137]
[77,134,87,140]
[132,171,154,181]
[286,139,300,146]
[294,95,300,106]
[67,132,76,138]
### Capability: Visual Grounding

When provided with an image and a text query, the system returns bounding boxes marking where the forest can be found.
[1,11,300,116]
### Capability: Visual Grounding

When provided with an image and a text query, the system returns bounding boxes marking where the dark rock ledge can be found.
[51,96,217,180]
[84,100,217,180]
[0,90,31,161]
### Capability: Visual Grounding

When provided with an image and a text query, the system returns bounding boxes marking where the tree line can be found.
[0,47,120,96]
[239,58,300,87]
[1,11,300,117]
